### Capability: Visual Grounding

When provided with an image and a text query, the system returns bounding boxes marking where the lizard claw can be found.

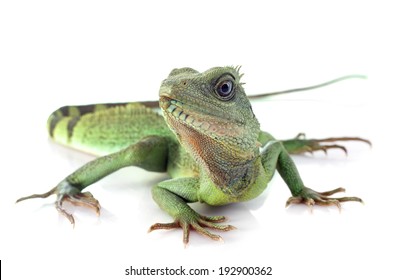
[148,214,236,246]
[56,192,101,226]
[285,133,371,155]
[16,182,101,226]
[286,187,363,212]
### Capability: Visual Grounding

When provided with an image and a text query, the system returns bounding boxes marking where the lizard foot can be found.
[286,187,363,211]
[148,214,236,245]
[55,192,101,225]
[285,133,371,155]
[16,181,101,226]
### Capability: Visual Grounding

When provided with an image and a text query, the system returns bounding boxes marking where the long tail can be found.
[47,103,127,138]
[47,101,169,156]
[248,75,367,100]
[47,101,160,138]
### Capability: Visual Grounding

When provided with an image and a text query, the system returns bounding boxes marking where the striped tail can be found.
[47,103,127,139]
[46,101,167,156]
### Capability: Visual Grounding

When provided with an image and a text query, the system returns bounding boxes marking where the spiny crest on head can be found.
[230,65,245,85]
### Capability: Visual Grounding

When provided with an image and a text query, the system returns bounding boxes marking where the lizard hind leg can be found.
[16,184,101,226]
[282,133,371,155]
[16,136,169,226]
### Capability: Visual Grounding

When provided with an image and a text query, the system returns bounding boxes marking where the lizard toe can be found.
[286,187,363,211]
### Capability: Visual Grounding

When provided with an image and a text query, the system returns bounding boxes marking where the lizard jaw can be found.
[160,95,192,124]
[160,95,243,139]
[159,95,211,133]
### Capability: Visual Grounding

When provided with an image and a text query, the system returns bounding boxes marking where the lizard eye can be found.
[215,80,235,101]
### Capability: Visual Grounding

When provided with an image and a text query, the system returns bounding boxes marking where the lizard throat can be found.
[159,95,260,195]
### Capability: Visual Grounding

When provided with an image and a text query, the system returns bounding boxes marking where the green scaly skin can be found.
[16,66,370,244]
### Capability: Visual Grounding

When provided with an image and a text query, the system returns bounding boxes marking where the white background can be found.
[1,0,393,279]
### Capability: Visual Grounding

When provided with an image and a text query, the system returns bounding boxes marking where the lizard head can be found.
[159,66,261,192]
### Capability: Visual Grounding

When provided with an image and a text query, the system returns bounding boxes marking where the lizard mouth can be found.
[159,95,199,127]
[159,94,241,138]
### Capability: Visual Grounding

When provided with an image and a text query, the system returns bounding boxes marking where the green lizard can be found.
[17,66,370,244]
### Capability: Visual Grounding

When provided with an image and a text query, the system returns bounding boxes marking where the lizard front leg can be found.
[149,177,235,245]
[259,132,362,209]
[16,136,170,225]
